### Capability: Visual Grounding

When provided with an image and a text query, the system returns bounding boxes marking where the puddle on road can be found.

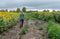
[27,20,46,26]
[28,20,35,26]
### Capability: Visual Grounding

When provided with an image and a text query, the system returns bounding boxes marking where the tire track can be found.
[20,20,49,39]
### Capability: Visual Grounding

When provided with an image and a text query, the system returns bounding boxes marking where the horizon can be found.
[0,8,60,12]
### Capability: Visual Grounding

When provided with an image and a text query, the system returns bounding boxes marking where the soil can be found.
[0,20,49,39]
[0,22,20,39]
[20,20,49,39]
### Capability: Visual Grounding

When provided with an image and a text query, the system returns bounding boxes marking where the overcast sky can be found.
[0,0,60,10]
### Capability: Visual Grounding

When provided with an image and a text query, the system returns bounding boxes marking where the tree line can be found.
[0,7,26,12]
[0,7,59,12]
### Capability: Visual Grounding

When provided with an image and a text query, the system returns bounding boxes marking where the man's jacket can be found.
[20,13,24,20]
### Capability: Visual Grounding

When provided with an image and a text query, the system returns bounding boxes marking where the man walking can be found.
[20,12,24,28]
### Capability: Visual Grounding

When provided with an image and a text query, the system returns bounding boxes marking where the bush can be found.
[38,24,45,30]
[48,21,60,39]
[20,25,29,35]
[54,14,60,22]
[25,13,35,20]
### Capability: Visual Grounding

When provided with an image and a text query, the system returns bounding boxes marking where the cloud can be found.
[0,0,60,10]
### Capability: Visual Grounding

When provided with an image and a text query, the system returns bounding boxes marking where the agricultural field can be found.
[25,12,60,39]
[0,12,20,33]
[0,12,60,39]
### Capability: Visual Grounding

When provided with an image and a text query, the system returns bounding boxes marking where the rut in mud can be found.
[20,20,49,39]
[0,20,49,39]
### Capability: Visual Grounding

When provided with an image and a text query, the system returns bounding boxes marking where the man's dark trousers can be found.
[20,19,24,28]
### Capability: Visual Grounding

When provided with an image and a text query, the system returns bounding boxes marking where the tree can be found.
[0,9,5,12]
[0,9,8,12]
[22,7,26,12]
[43,10,49,12]
[16,8,20,12]
[43,10,47,12]
[5,9,8,12]
[47,10,49,12]
[9,10,16,12]
[52,10,55,12]
[9,10,13,12]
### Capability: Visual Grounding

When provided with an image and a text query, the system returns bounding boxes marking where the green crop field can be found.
[25,12,60,39]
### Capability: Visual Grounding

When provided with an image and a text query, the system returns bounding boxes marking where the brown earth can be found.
[0,22,20,39]
[0,20,49,39]
[20,20,49,39]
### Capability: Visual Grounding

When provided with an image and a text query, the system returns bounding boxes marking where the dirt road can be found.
[20,20,49,39]
[0,20,49,39]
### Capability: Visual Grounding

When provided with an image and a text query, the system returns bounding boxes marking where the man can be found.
[20,12,24,28]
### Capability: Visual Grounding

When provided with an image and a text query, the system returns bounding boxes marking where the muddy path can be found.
[0,20,49,39]
[20,20,49,39]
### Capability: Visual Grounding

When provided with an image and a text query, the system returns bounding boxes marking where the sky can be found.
[0,0,60,10]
